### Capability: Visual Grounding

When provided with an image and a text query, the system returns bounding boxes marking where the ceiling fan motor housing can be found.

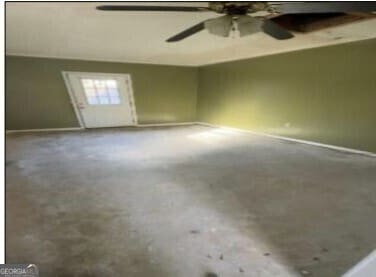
[209,2,271,15]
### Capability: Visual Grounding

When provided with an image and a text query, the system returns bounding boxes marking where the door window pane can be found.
[110,96,121,104]
[96,88,107,97]
[108,88,118,97]
[81,78,121,105]
[87,96,99,105]
[99,97,110,105]
[84,88,96,96]
[106,80,117,88]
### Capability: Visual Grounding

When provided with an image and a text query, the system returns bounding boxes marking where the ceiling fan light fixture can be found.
[236,15,263,37]
[204,15,233,37]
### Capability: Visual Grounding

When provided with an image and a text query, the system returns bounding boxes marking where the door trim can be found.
[62,71,85,128]
[61,71,138,128]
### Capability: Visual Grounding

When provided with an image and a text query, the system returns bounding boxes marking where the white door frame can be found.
[62,71,138,128]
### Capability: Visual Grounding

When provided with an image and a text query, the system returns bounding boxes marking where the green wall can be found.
[197,39,376,152]
[6,39,376,152]
[6,56,198,129]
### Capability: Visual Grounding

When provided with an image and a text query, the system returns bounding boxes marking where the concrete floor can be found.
[6,125,376,277]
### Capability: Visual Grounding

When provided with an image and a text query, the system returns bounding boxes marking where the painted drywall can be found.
[6,39,376,152]
[6,56,198,129]
[197,38,376,153]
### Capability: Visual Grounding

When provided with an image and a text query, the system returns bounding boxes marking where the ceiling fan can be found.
[96,2,376,42]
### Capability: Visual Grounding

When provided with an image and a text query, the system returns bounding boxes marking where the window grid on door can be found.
[81,78,121,105]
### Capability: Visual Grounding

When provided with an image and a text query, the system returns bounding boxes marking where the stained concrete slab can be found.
[5,125,376,277]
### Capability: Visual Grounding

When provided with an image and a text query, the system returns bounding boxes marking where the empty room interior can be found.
[5,2,376,277]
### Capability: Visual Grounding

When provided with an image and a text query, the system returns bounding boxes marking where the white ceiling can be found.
[6,2,376,66]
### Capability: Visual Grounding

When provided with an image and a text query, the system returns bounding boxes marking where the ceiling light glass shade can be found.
[204,15,233,37]
[237,15,263,37]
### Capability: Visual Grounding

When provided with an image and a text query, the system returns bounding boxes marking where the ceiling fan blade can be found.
[96,5,209,12]
[262,19,294,40]
[271,2,376,14]
[166,22,206,42]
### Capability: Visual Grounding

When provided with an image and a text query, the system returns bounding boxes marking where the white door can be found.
[64,72,137,128]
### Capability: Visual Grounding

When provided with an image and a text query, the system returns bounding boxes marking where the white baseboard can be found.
[344,249,376,277]
[136,122,196,128]
[196,122,376,158]
[6,127,83,134]
[5,123,196,133]
[7,123,375,157]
